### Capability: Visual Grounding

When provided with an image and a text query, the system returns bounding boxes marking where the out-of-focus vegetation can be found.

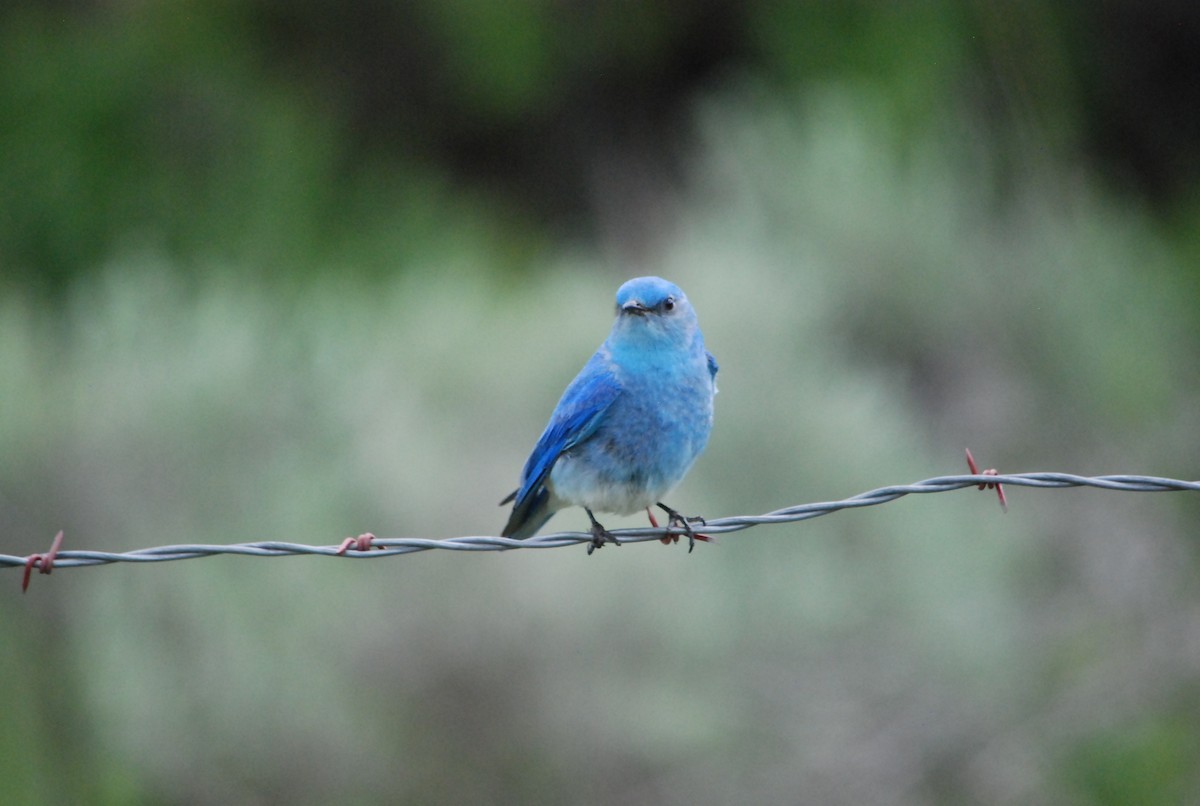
[3,3,1199,804]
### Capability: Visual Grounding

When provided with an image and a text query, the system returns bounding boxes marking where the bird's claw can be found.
[587,525,619,555]
[650,504,713,553]
[585,510,619,555]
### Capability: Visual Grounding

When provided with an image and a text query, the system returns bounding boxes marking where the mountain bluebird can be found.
[501,276,717,553]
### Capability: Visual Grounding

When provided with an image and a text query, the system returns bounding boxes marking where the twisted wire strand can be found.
[4,472,1198,574]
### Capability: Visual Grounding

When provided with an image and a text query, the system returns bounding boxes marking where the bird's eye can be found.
[662,297,675,312]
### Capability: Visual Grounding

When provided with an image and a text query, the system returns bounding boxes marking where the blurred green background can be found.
[3,2,1200,803]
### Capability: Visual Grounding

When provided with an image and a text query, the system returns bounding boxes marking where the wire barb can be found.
[336,533,378,555]
[22,529,64,592]
[5,470,1200,588]
[965,448,1008,512]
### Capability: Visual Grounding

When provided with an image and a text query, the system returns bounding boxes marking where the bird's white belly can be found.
[548,454,675,515]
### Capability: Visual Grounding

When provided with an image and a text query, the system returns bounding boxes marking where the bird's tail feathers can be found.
[501,487,557,540]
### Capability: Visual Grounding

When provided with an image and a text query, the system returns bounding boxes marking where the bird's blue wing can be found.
[502,353,621,536]
[706,351,719,381]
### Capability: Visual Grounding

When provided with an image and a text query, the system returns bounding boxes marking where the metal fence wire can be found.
[5,468,1199,590]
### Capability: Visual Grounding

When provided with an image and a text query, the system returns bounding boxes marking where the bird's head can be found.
[611,276,698,349]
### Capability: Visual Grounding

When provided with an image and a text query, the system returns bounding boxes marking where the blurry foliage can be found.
[3,85,1198,802]
[2,1,1197,293]
[1066,716,1200,805]
[3,2,1200,804]
[0,1,545,291]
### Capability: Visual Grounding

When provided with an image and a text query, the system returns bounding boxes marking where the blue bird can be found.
[501,276,717,553]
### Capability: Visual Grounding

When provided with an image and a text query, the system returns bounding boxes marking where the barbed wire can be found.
[5,467,1199,591]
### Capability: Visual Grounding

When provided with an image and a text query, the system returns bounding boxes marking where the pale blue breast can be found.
[548,347,714,515]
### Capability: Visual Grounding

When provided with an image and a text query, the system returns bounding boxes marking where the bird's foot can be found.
[650,504,712,553]
[585,510,619,555]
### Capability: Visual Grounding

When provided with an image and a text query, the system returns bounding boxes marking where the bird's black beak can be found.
[621,300,649,316]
